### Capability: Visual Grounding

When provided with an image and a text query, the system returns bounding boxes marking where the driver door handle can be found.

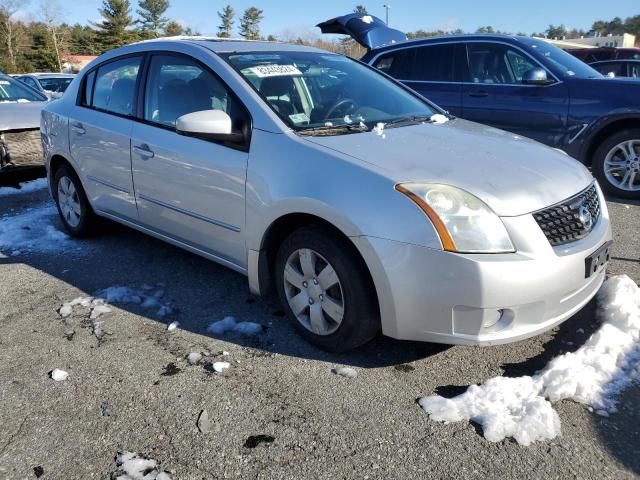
[468,91,489,98]
[133,144,155,159]
[71,122,86,135]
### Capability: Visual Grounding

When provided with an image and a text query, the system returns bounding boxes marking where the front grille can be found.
[533,183,601,247]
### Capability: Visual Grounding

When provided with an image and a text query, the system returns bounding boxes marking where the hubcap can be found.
[604,139,640,192]
[57,176,82,228]
[283,248,344,336]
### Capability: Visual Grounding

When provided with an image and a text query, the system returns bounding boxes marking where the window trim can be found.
[368,39,562,87]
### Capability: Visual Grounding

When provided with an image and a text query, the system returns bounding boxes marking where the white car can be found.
[41,38,612,351]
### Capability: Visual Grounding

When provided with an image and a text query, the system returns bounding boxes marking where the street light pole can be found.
[383,4,390,26]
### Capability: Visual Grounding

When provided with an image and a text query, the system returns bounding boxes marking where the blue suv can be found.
[319,14,640,199]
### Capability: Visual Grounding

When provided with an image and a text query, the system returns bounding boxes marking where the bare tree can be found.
[0,0,27,70]
[40,0,66,71]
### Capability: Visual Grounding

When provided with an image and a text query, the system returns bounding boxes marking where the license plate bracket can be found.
[585,240,613,278]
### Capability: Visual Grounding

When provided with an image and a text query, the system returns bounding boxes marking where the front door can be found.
[462,42,569,147]
[131,53,249,268]
[68,55,143,219]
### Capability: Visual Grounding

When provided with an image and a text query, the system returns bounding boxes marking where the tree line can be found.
[1,0,638,74]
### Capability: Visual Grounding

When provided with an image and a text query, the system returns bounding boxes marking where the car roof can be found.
[21,72,76,78]
[591,59,640,64]
[368,33,530,55]
[134,36,330,54]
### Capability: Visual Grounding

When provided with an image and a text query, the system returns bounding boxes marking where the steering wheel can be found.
[324,99,357,121]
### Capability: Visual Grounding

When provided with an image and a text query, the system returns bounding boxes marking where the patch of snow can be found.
[0,178,48,197]
[373,122,386,137]
[361,15,374,24]
[167,321,179,331]
[419,275,640,446]
[430,114,449,124]
[187,352,202,365]
[206,316,263,336]
[50,369,68,381]
[333,367,358,379]
[212,361,230,373]
[0,204,79,255]
[324,122,334,127]
[112,451,172,480]
[343,115,353,124]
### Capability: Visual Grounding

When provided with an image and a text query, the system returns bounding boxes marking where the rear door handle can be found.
[133,144,155,159]
[71,122,86,135]
[468,91,489,98]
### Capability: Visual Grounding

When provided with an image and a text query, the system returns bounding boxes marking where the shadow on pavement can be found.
[0,167,46,188]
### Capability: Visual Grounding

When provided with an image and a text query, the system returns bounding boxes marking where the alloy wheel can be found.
[282,248,345,336]
[57,175,82,228]
[603,139,640,192]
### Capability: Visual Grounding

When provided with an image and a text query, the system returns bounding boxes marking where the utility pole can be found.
[383,4,390,26]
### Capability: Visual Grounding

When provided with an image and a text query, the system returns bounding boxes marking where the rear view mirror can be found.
[522,68,553,86]
[176,110,243,142]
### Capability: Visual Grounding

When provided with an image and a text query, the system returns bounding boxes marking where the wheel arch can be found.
[581,115,640,166]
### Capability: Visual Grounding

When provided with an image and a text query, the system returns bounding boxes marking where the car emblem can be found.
[578,205,593,230]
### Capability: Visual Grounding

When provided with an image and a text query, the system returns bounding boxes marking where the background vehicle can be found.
[0,73,48,171]
[319,13,640,199]
[567,46,640,63]
[590,59,640,78]
[16,73,76,99]
[42,38,611,352]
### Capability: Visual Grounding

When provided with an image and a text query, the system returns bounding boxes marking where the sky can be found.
[17,0,640,39]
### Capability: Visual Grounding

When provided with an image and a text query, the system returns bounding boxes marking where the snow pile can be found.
[50,369,69,381]
[0,204,78,256]
[186,352,202,365]
[0,178,48,196]
[112,451,172,480]
[206,316,263,336]
[212,361,230,373]
[373,122,386,138]
[419,275,640,446]
[167,321,179,331]
[430,114,449,124]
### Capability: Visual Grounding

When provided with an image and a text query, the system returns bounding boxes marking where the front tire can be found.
[275,226,380,352]
[53,165,96,237]
[592,129,640,199]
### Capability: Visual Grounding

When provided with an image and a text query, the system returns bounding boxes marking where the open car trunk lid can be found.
[317,14,406,50]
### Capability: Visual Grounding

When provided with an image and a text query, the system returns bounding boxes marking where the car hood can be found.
[317,13,406,50]
[303,119,594,217]
[0,101,45,130]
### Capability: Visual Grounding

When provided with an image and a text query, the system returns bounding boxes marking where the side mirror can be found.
[176,110,243,142]
[522,68,553,86]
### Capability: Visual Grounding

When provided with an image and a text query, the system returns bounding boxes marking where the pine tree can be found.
[354,5,368,14]
[164,20,183,37]
[137,0,170,39]
[217,5,234,38]
[94,0,137,52]
[239,7,263,40]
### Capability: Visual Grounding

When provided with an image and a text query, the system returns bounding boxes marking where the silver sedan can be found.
[41,38,612,351]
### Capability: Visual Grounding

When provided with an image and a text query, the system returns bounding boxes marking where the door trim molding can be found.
[137,192,241,233]
[86,175,130,194]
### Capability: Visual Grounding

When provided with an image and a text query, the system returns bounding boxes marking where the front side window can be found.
[592,62,624,77]
[91,56,142,116]
[467,43,546,85]
[525,39,602,79]
[144,54,236,127]
[222,51,436,132]
[20,77,40,90]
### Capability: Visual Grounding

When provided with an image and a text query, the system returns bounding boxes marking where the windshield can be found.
[38,77,73,93]
[525,39,603,79]
[221,51,437,132]
[0,75,47,102]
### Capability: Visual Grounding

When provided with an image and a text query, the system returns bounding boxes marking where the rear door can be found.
[462,42,569,147]
[130,53,249,268]
[371,43,464,116]
[68,55,143,219]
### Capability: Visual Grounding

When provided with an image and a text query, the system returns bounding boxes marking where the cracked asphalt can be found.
[0,173,638,479]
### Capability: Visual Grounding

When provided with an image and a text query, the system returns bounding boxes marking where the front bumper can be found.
[353,191,613,346]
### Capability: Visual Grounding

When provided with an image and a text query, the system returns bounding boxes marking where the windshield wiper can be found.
[297,123,369,136]
[384,115,437,129]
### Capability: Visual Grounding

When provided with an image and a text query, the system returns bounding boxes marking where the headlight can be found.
[395,183,515,253]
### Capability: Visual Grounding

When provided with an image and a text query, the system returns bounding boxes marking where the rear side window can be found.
[90,56,142,116]
[81,70,96,106]
[373,49,415,79]
[411,44,456,82]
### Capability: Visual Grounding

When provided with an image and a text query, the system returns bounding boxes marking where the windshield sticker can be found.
[289,113,309,124]
[249,64,302,78]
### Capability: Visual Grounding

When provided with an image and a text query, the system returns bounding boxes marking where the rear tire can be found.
[592,128,640,199]
[275,225,380,352]
[53,164,96,237]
